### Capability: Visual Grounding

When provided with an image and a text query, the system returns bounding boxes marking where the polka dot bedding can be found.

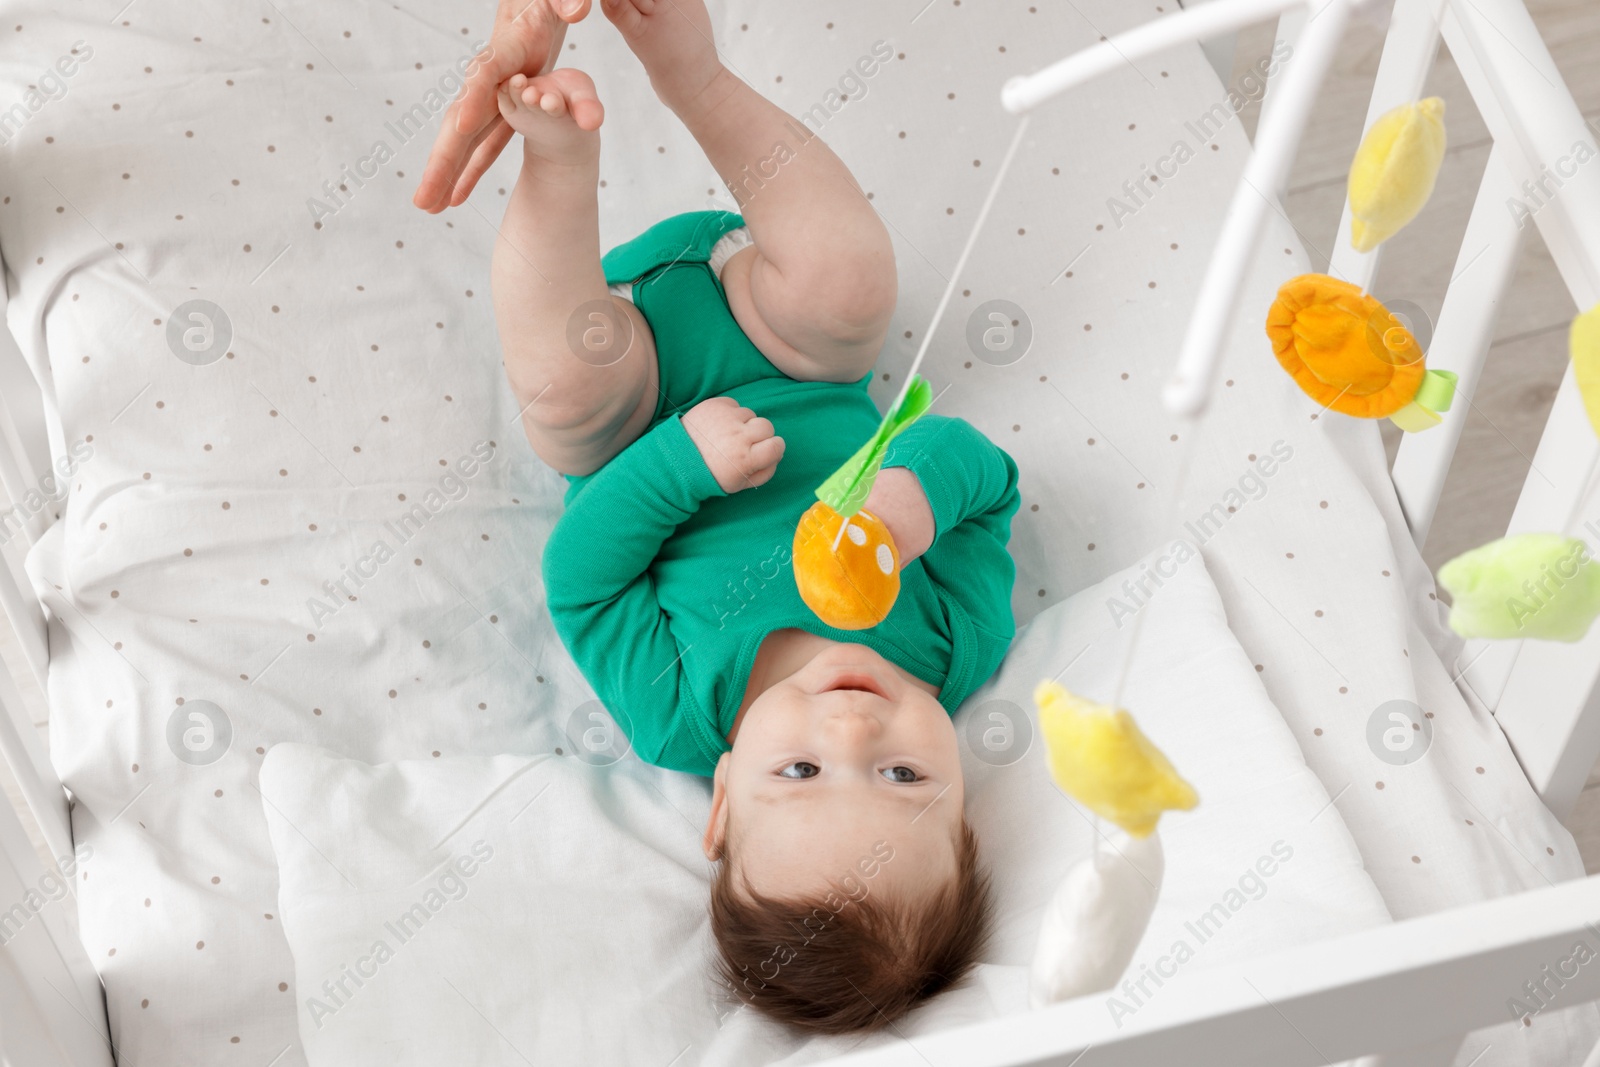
[254,544,1392,1065]
[0,1,1591,1065]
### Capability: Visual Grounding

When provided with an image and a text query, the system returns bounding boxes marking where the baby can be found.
[492,0,1019,1034]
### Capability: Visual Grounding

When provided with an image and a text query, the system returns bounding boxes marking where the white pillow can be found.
[260,542,1389,1064]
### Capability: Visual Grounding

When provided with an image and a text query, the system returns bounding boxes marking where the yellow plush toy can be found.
[1266,273,1457,431]
[1348,98,1447,253]
[1574,301,1600,439]
[1034,680,1198,838]
[1028,680,1198,1007]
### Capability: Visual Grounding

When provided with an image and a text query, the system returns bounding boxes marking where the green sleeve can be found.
[542,414,726,762]
[882,415,1021,646]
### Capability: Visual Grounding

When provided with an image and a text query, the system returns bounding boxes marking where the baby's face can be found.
[703,642,965,899]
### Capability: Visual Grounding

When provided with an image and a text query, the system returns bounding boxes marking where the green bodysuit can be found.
[542,211,1020,776]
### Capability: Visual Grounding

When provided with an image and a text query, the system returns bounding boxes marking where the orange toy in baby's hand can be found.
[793,501,901,631]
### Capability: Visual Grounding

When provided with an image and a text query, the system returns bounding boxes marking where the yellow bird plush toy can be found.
[1348,98,1448,253]
[1035,680,1198,836]
[1028,681,1198,1007]
[1574,301,1600,439]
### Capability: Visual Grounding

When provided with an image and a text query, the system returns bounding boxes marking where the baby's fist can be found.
[681,397,784,493]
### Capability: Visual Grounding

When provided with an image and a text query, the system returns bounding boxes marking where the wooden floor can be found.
[1,0,1598,871]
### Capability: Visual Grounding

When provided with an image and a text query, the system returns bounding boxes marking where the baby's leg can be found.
[492,68,659,478]
[603,0,896,384]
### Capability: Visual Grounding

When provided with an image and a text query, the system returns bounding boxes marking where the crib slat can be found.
[0,287,51,549]
[1434,0,1600,818]
[1325,0,1446,290]
[0,770,108,1067]
[1475,367,1600,822]
[1443,0,1600,311]
[0,315,50,695]
[0,423,42,549]
[0,542,47,695]
[1389,148,1524,548]
[0,660,70,874]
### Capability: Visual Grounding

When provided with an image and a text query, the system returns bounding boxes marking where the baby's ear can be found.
[702,753,732,861]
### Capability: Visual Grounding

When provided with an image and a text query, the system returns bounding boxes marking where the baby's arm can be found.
[543,397,782,715]
[602,0,896,384]
[542,412,716,723]
[875,417,1022,639]
[491,69,659,478]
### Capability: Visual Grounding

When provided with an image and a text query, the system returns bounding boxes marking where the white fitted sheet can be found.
[0,0,1592,1063]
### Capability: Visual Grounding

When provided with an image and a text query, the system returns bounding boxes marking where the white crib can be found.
[0,0,1597,1064]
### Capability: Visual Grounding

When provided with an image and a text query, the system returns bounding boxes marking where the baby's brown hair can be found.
[708,819,992,1034]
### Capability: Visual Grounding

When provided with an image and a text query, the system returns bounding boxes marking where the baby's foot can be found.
[497,68,604,169]
[601,0,724,114]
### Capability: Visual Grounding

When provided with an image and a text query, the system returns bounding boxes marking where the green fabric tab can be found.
[1414,368,1457,412]
[815,375,934,517]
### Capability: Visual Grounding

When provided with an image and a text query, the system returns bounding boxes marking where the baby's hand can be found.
[682,397,784,493]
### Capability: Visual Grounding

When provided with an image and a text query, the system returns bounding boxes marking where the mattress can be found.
[256,547,1390,1066]
[0,0,1592,1063]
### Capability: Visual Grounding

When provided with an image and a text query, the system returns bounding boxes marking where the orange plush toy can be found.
[793,502,902,630]
[792,375,933,631]
[1266,273,1457,432]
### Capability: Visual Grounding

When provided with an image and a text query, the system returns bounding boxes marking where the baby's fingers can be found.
[747,434,785,479]
[742,415,776,443]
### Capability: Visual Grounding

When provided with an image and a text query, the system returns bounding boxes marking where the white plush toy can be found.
[1029,681,1199,1008]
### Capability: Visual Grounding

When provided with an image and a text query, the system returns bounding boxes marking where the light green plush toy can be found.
[1438,533,1600,642]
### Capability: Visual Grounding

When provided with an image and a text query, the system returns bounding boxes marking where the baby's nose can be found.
[824,706,883,741]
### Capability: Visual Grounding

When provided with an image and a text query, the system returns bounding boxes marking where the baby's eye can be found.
[779,762,819,780]
[881,766,921,784]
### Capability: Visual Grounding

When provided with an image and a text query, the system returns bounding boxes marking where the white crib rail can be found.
[0,281,67,863]
[0,1,1594,1064]
[0,260,103,1065]
[1013,0,1600,819]
[0,780,109,1067]
[820,871,1600,1067]
[1435,0,1600,821]
[974,0,1600,1061]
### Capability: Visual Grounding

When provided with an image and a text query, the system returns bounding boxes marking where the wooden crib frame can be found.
[0,0,1597,1063]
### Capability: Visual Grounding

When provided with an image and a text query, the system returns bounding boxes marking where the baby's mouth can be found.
[820,670,890,700]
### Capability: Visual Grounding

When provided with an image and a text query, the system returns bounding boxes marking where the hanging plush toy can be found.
[1266,274,1458,432]
[1029,680,1198,1008]
[1431,306,1600,642]
[1348,98,1447,253]
[792,375,933,630]
[1438,533,1600,642]
[1575,301,1600,439]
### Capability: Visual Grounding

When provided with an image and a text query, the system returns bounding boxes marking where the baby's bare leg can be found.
[603,0,896,384]
[492,68,659,478]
